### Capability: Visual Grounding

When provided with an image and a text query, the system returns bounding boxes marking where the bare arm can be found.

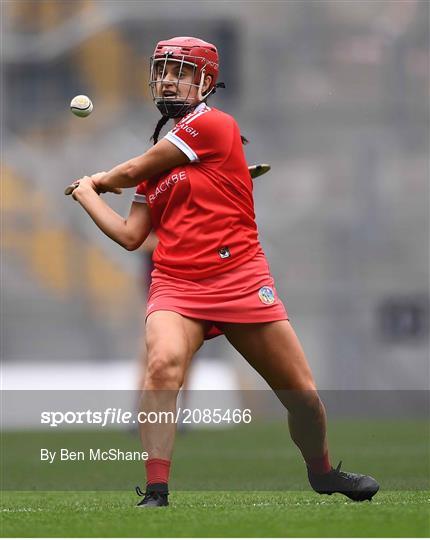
[91,139,189,192]
[139,231,159,253]
[73,178,152,251]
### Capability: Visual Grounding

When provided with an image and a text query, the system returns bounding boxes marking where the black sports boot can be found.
[136,484,169,507]
[308,461,379,502]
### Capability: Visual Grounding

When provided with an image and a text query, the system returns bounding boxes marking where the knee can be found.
[144,347,185,390]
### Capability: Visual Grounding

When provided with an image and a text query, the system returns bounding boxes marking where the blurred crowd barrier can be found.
[2,1,428,390]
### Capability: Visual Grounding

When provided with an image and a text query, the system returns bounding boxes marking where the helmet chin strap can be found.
[198,71,225,101]
[197,68,218,103]
[197,68,213,101]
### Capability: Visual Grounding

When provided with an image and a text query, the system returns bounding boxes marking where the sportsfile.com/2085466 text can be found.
[40,408,253,428]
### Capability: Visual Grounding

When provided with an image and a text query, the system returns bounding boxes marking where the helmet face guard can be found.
[149,37,220,119]
[149,54,207,118]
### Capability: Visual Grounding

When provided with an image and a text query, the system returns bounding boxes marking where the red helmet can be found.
[153,36,219,92]
[149,36,220,117]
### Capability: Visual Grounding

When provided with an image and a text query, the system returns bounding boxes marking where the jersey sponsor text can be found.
[148,170,187,204]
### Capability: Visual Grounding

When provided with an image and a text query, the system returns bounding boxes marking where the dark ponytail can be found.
[150,116,170,145]
[241,135,249,145]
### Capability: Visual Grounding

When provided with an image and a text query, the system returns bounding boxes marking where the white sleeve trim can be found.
[133,193,147,203]
[165,131,199,162]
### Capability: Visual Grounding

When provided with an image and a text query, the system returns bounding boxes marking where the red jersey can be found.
[134,103,261,280]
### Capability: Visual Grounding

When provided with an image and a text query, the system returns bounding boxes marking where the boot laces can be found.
[333,461,361,487]
[135,485,168,503]
[135,486,145,497]
[135,485,154,503]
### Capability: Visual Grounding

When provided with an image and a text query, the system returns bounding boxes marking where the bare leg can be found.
[140,310,206,460]
[223,320,328,463]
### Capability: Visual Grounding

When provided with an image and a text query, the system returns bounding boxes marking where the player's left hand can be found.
[90,171,122,195]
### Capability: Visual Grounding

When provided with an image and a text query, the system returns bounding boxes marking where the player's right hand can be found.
[70,176,96,200]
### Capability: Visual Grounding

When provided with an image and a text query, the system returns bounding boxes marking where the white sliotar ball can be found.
[70,95,93,117]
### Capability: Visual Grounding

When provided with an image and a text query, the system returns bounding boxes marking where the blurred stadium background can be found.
[2,0,429,393]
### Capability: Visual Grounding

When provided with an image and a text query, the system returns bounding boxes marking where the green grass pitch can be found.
[2,490,429,537]
[1,420,429,537]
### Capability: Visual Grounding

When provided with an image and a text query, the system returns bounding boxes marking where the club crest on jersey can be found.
[218,246,231,259]
[258,286,275,305]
